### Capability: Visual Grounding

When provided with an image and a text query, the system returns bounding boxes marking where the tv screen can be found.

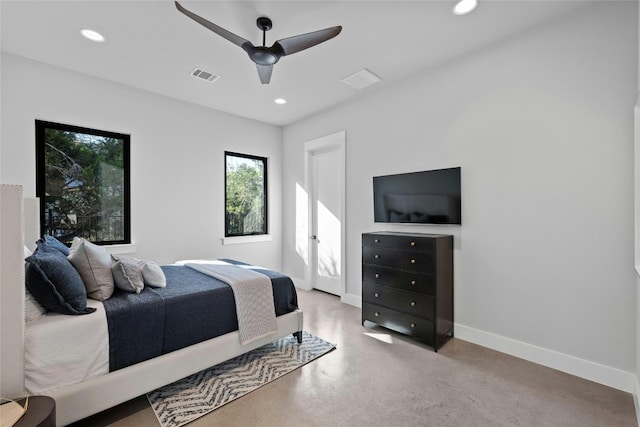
[373,167,461,225]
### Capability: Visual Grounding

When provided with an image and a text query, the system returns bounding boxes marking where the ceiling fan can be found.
[175,1,342,85]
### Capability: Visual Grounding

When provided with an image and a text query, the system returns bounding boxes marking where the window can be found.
[225,151,267,237]
[35,120,131,245]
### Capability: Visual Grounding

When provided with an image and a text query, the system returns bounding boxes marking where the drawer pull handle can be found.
[374,312,380,317]
[375,273,380,279]
[374,254,380,259]
[374,239,380,243]
[410,259,416,264]
[410,301,416,307]
[411,280,416,285]
[410,323,416,328]
[374,293,380,298]
[410,241,416,246]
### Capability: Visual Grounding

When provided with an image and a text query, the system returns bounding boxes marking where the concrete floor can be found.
[71,289,637,427]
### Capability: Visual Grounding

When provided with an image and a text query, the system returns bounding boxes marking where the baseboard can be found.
[455,323,635,393]
[634,375,640,427]
[341,293,361,307]
[292,278,360,308]
[291,277,311,291]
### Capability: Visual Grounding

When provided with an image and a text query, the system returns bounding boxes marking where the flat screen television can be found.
[373,167,461,225]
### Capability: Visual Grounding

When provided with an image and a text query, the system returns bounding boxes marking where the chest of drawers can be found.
[362,232,453,351]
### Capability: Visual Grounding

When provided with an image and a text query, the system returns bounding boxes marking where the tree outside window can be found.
[35,120,131,245]
[225,151,267,237]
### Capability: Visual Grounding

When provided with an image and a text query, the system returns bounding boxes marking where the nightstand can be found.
[14,396,55,427]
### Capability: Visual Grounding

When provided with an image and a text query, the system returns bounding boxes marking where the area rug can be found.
[147,331,335,427]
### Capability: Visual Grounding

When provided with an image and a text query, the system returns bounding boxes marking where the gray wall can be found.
[282,1,637,381]
[1,53,283,269]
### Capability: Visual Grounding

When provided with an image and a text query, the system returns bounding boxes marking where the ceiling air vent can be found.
[341,68,382,90]
[189,67,219,83]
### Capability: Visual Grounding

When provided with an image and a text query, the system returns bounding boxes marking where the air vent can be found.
[189,67,219,83]
[341,68,382,90]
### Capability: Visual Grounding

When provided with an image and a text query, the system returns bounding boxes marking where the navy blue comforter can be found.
[103,260,298,371]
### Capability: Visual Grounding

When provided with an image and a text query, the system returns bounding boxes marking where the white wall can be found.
[1,53,283,269]
[282,1,637,388]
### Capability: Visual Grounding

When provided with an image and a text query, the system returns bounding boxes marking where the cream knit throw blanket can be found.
[184,261,277,345]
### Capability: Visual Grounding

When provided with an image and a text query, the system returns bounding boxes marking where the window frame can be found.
[35,120,131,245]
[224,151,268,238]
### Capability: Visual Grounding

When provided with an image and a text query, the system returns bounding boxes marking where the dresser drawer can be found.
[362,264,435,295]
[362,245,393,265]
[394,235,435,252]
[363,283,434,319]
[363,303,435,342]
[392,250,434,272]
[362,233,394,248]
[363,246,434,272]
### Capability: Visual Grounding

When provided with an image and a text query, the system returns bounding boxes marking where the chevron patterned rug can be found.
[147,331,335,427]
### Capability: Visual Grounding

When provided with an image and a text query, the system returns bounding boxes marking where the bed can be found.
[0,184,304,426]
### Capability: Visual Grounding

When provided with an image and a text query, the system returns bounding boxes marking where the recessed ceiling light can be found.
[274,98,287,105]
[80,29,105,43]
[453,0,478,15]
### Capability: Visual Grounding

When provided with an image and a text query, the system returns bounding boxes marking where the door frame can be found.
[304,131,346,298]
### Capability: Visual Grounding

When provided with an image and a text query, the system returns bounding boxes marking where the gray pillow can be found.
[142,261,166,288]
[68,237,115,301]
[25,243,95,315]
[112,255,145,293]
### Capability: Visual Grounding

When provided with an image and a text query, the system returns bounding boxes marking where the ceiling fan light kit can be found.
[175,1,342,84]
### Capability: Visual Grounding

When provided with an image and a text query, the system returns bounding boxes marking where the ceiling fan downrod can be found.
[257,17,272,47]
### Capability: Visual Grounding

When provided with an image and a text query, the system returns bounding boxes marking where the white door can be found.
[307,135,344,296]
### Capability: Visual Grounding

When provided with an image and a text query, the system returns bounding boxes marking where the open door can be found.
[305,132,345,297]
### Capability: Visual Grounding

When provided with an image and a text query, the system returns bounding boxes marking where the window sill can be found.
[104,243,137,255]
[222,235,272,245]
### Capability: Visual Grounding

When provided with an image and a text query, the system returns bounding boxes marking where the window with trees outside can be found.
[35,120,131,246]
[225,151,268,237]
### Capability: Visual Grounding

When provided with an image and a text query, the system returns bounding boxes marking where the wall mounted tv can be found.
[373,167,461,225]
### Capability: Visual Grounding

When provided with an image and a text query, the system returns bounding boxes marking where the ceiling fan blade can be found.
[256,64,273,84]
[175,1,253,51]
[274,26,342,56]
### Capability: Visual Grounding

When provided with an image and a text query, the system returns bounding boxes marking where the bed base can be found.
[51,310,303,426]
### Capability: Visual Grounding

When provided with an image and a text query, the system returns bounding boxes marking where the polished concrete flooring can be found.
[71,289,637,427]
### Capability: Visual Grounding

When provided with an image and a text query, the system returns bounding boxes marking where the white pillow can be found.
[67,237,115,301]
[111,255,145,294]
[142,261,166,288]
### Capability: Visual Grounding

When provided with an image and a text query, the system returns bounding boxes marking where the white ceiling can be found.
[1,1,587,126]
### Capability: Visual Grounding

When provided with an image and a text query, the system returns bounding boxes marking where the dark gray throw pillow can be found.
[25,243,95,315]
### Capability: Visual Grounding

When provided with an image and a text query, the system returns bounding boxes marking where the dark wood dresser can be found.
[362,232,454,351]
